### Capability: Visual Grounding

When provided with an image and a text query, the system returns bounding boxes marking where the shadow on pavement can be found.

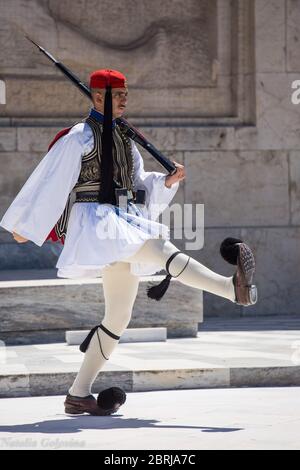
[0,415,244,434]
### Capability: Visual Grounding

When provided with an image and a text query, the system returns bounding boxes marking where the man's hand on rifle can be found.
[165,161,186,188]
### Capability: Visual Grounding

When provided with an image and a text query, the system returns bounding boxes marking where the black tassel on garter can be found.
[147,273,172,301]
[147,251,190,301]
[79,325,101,353]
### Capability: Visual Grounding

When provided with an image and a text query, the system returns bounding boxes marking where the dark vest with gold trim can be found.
[73,115,134,203]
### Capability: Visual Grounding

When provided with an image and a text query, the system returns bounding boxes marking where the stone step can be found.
[1,334,299,398]
[0,270,203,344]
[66,327,167,345]
[2,365,299,398]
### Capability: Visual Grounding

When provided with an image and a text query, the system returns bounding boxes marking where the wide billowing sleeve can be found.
[132,142,179,221]
[0,128,83,246]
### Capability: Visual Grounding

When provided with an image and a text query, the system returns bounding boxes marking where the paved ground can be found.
[1,315,299,449]
[0,387,299,450]
[3,328,300,374]
[1,329,300,396]
[1,317,300,396]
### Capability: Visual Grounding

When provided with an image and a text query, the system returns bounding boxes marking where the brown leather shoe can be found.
[64,394,121,416]
[233,242,257,306]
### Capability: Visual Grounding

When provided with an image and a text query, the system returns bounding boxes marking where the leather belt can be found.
[75,189,145,206]
[75,191,101,203]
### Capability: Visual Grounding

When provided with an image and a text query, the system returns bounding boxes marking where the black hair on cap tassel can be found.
[99,85,115,204]
[220,237,244,265]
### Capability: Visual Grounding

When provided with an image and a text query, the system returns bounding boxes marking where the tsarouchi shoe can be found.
[233,242,257,306]
[64,394,121,416]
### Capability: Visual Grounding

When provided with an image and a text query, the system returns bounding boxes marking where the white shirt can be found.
[0,121,179,277]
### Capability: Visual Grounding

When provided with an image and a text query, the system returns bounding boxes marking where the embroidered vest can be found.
[73,116,135,202]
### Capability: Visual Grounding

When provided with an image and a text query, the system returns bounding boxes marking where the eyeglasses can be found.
[112,91,128,100]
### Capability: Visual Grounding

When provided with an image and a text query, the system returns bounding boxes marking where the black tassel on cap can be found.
[220,237,243,265]
[147,251,190,301]
[97,387,126,410]
[99,84,115,204]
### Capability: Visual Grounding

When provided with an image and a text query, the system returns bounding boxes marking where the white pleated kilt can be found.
[56,201,169,278]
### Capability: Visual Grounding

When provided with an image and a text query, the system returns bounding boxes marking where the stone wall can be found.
[0,0,299,317]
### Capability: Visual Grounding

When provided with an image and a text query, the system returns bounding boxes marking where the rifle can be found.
[26,36,177,175]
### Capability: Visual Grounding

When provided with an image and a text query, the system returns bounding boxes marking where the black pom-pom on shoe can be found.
[220,237,243,265]
[97,387,126,411]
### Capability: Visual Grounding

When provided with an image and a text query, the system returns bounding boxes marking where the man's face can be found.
[92,88,128,118]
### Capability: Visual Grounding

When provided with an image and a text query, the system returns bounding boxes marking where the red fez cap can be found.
[90,69,127,89]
